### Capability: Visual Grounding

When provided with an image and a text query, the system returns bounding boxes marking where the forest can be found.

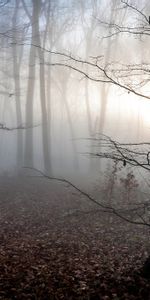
[1,0,150,299]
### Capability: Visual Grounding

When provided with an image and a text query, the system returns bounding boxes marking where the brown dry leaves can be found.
[0,175,150,299]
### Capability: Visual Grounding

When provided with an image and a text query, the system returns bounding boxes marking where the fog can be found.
[0,0,149,189]
[2,1,150,298]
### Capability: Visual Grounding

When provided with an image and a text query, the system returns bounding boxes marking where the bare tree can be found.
[28,1,148,102]
[24,0,150,228]
[22,0,37,167]
[12,0,24,166]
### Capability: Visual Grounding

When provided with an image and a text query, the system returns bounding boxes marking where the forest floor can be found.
[0,172,150,300]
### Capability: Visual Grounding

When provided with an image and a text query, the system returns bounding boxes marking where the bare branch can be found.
[121,0,149,23]
[98,20,150,38]
[12,42,150,101]
[88,134,150,172]
[23,167,150,227]
[0,123,40,131]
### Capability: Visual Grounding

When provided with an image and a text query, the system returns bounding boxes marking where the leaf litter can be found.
[0,175,150,299]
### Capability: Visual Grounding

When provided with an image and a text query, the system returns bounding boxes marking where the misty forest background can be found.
[1,0,150,180]
[1,0,150,299]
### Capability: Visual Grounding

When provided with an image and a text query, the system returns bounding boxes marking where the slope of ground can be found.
[0,173,150,299]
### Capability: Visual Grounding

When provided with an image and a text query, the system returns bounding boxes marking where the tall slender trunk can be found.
[12,0,23,166]
[61,78,79,169]
[43,1,52,173]
[24,2,36,167]
[33,0,51,173]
